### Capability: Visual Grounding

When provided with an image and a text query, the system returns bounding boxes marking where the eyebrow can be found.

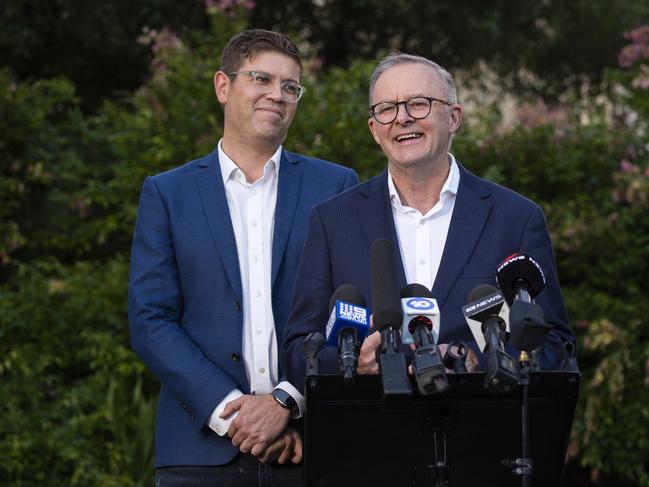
[374,94,429,104]
[250,69,300,84]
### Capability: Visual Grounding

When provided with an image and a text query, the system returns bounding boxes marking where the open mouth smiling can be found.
[395,132,423,142]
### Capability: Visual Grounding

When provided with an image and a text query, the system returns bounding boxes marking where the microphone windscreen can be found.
[371,239,403,331]
[329,284,366,312]
[468,283,500,303]
[400,283,432,299]
[496,253,545,303]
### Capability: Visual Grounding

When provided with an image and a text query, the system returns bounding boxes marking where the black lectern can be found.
[304,372,579,487]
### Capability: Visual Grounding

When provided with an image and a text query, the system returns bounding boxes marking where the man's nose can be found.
[394,102,414,124]
[265,80,284,102]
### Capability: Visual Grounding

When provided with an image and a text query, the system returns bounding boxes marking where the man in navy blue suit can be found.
[128,29,358,486]
[281,53,575,392]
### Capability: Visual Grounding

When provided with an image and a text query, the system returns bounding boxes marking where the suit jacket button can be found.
[231,352,241,361]
[235,301,241,311]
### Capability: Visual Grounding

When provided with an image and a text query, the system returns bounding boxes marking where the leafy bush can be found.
[1,4,648,485]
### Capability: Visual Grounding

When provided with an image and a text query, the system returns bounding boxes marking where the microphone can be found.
[463,284,519,392]
[496,253,551,352]
[325,284,370,380]
[442,342,468,373]
[400,284,448,394]
[400,284,440,345]
[303,332,325,376]
[462,287,510,353]
[371,239,411,397]
[496,252,546,305]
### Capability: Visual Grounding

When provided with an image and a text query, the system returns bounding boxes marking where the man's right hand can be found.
[357,330,381,374]
[256,427,303,464]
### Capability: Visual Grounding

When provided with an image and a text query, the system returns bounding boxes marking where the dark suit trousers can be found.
[154,453,302,487]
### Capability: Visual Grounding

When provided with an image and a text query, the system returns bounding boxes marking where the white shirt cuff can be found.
[275,381,305,419]
[208,388,244,436]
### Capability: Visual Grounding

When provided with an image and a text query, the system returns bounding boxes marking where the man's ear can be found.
[368,117,381,146]
[214,71,230,104]
[449,104,464,134]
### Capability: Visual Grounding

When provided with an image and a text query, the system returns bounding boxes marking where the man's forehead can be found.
[372,63,442,101]
[242,51,301,76]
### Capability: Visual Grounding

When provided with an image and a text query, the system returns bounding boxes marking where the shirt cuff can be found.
[208,388,244,436]
[275,381,305,419]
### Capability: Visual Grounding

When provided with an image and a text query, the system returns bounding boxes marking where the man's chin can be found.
[253,126,288,147]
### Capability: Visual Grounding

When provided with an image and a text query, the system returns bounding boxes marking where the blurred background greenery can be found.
[1,1,648,485]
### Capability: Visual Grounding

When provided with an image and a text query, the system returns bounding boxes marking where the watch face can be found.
[273,388,296,411]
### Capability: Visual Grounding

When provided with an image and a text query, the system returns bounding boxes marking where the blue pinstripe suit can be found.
[281,164,575,392]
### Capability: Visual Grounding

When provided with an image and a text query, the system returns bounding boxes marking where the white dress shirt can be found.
[208,140,304,436]
[388,154,460,291]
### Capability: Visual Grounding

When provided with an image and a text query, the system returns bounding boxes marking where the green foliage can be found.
[0,0,210,111]
[253,0,649,98]
[1,3,648,485]
[0,259,156,485]
[289,59,384,179]
[456,118,649,485]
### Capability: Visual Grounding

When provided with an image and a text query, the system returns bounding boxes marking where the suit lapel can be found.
[195,149,243,301]
[432,164,492,308]
[356,170,407,290]
[271,150,303,285]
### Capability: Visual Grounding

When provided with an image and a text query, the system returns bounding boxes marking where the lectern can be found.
[303,372,579,487]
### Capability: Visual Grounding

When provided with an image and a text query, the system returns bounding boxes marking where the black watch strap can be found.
[272,388,298,415]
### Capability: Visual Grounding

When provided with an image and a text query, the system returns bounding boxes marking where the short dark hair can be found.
[220,29,302,75]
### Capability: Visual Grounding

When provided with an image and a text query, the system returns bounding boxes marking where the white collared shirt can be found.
[208,140,304,436]
[388,154,460,291]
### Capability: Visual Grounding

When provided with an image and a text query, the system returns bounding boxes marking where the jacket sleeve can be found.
[128,176,239,431]
[518,204,576,370]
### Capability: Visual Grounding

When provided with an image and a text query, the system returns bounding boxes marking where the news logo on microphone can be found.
[401,297,440,345]
[325,301,369,347]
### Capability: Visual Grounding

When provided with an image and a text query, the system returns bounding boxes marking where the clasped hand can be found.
[221,394,302,464]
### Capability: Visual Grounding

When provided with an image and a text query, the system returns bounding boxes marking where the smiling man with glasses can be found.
[129,29,358,486]
[282,53,575,397]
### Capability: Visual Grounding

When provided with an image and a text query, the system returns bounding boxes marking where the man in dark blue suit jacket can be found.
[128,30,357,486]
[281,53,575,393]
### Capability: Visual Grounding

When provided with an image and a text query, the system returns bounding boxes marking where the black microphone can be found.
[464,284,519,392]
[496,253,552,352]
[400,284,448,394]
[303,332,325,376]
[371,239,411,397]
[442,342,468,373]
[324,284,370,381]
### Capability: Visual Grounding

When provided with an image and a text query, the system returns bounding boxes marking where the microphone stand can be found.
[377,326,412,398]
[501,351,533,486]
[503,298,549,487]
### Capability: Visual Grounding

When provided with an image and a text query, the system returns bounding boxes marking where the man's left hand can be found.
[257,427,303,464]
[222,394,291,456]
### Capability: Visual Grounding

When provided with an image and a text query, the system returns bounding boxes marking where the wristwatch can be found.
[271,388,298,416]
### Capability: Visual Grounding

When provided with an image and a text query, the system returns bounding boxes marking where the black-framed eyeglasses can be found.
[227,70,305,102]
[369,96,453,124]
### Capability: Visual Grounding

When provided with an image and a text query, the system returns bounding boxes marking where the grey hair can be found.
[368,52,457,106]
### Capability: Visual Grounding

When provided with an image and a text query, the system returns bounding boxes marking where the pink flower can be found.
[625,25,649,45]
[618,26,649,68]
[620,159,636,174]
[618,44,642,68]
[516,99,568,137]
